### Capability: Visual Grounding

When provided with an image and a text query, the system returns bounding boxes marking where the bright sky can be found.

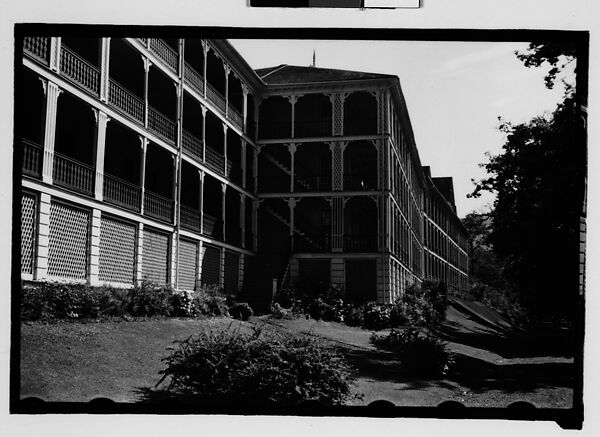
[229,39,574,218]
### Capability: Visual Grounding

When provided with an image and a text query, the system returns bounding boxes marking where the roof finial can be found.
[311,50,316,68]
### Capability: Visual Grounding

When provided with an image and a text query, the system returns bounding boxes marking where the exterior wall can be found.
[20,37,255,292]
[19,36,469,303]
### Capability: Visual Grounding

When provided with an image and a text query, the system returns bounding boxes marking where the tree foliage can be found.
[470,45,585,322]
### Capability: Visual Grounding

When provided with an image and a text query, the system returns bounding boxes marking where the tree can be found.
[470,45,586,323]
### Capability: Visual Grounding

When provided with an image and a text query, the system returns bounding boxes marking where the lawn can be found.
[19,306,575,408]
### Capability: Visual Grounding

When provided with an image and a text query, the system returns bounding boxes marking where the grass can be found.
[19,307,575,408]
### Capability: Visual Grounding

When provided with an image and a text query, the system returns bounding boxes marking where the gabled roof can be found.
[255,64,396,85]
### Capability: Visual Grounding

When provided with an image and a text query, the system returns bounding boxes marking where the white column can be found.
[170,232,178,288]
[223,125,228,176]
[224,65,230,118]
[139,137,148,214]
[253,147,259,193]
[172,154,178,225]
[242,85,249,133]
[34,193,51,280]
[143,57,152,128]
[99,38,111,102]
[199,169,205,234]
[41,81,62,184]
[136,223,145,284]
[93,110,110,201]
[203,43,208,98]
[288,95,298,138]
[201,106,207,162]
[49,37,61,72]
[89,209,102,286]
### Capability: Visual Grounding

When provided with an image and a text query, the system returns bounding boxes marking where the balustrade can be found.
[202,213,223,240]
[206,82,227,114]
[182,129,203,162]
[342,234,377,252]
[108,79,145,124]
[148,38,178,72]
[23,37,49,65]
[53,152,95,195]
[59,45,100,96]
[148,106,176,144]
[143,190,174,222]
[103,173,142,212]
[180,204,201,231]
[22,139,43,178]
[184,62,204,95]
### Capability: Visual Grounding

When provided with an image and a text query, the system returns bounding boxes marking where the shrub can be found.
[21,282,101,320]
[127,281,175,317]
[96,286,129,317]
[371,327,453,377]
[192,285,229,317]
[157,327,360,405]
[361,302,392,330]
[342,304,364,327]
[271,302,292,319]
[171,290,196,317]
[229,302,253,321]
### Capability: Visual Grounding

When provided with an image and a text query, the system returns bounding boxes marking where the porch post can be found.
[99,38,111,103]
[139,136,147,214]
[93,110,110,201]
[41,80,62,185]
[221,182,227,241]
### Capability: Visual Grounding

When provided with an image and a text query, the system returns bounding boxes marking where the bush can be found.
[271,302,292,319]
[21,282,101,320]
[371,328,453,377]
[171,290,196,317]
[157,327,360,405]
[361,302,392,330]
[192,285,229,317]
[127,282,175,317]
[96,286,129,317]
[229,302,253,321]
[342,304,364,327]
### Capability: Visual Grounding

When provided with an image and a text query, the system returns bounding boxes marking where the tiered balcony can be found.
[228,104,243,127]
[203,212,223,240]
[148,38,178,72]
[180,204,201,232]
[53,152,94,196]
[184,62,204,95]
[59,45,100,96]
[143,190,174,223]
[23,37,50,66]
[148,105,176,144]
[206,82,227,115]
[108,78,145,124]
[343,235,377,252]
[343,173,377,191]
[182,129,203,162]
[204,146,233,177]
[103,173,142,212]
[22,139,43,178]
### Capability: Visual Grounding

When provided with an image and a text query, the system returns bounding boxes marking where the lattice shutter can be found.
[21,193,37,275]
[201,244,220,287]
[224,250,239,294]
[178,239,198,290]
[333,94,343,136]
[99,216,136,284]
[48,202,89,279]
[142,228,170,285]
[332,142,342,191]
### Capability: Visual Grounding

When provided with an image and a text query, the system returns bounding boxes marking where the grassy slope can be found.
[19,312,574,408]
[20,317,252,403]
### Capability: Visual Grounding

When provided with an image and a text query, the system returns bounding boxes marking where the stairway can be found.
[262,152,313,191]
[261,203,326,252]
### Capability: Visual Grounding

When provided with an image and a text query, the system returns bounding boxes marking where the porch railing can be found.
[148,106,176,144]
[149,38,178,72]
[59,45,100,96]
[53,152,94,196]
[202,213,223,240]
[108,79,145,124]
[228,104,243,128]
[143,190,174,222]
[22,139,43,178]
[184,62,204,95]
[204,146,225,175]
[294,172,332,192]
[294,120,332,138]
[180,204,201,232]
[23,37,50,65]
[182,129,203,162]
[103,173,141,212]
[343,173,377,191]
[206,81,227,114]
[343,234,377,252]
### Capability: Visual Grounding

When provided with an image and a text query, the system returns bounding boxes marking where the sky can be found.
[229,39,574,218]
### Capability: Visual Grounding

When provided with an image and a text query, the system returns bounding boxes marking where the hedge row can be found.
[20,281,253,321]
